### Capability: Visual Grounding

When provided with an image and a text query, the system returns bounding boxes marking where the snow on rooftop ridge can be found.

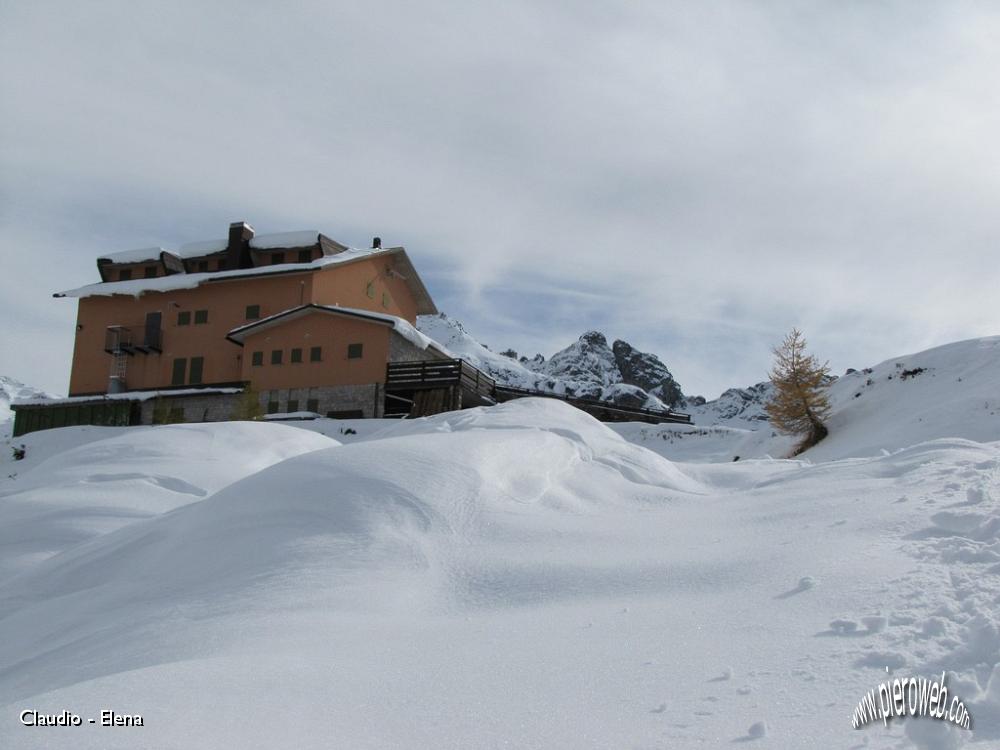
[249,231,320,250]
[97,247,170,264]
[57,247,380,299]
[176,238,229,258]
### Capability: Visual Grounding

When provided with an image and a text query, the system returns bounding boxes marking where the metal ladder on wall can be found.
[107,326,129,392]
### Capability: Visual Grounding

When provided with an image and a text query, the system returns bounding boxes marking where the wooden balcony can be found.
[385,358,691,425]
[385,359,496,399]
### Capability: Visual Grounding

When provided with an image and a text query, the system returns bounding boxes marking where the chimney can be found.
[372,236,381,249]
[225,221,255,270]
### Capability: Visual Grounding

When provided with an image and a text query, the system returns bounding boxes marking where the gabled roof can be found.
[225,304,452,357]
[59,247,439,315]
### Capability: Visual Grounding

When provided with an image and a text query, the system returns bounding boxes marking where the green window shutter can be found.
[251,351,264,367]
[245,304,260,320]
[189,357,204,384]
[177,311,191,326]
[291,348,303,363]
[347,343,363,359]
[271,350,283,365]
[194,309,208,324]
[310,346,322,362]
[171,358,187,386]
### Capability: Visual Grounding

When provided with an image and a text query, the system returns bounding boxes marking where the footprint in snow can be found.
[733,721,768,742]
[775,576,816,599]
[649,703,666,714]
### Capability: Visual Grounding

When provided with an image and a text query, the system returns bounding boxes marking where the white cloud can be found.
[2,1,998,397]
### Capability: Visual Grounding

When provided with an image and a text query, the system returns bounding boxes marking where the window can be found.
[177,311,191,326]
[310,346,322,362]
[171,358,187,386]
[245,304,260,320]
[270,252,284,265]
[144,266,158,279]
[382,291,390,308]
[297,249,312,263]
[306,398,319,413]
[251,351,264,367]
[194,309,208,324]
[291,348,303,363]
[197,260,209,272]
[271,349,283,365]
[347,343,363,359]
[287,399,299,413]
[366,281,375,298]
[119,269,133,281]
[267,400,279,414]
[189,356,204,384]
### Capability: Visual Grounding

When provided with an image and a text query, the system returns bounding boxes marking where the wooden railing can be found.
[386,358,691,425]
[385,359,496,398]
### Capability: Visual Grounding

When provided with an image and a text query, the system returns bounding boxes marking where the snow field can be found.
[0,396,997,747]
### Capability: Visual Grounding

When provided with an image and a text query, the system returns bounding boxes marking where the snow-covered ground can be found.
[622,336,1000,464]
[1,336,999,748]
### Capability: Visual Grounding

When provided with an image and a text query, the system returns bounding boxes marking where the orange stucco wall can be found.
[311,256,419,323]
[238,313,392,389]
[67,257,425,396]
[69,272,315,395]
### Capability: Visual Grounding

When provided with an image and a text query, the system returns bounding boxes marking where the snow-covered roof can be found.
[13,387,243,408]
[97,247,171,265]
[176,238,229,258]
[226,304,452,358]
[57,247,384,299]
[97,231,324,265]
[249,231,320,250]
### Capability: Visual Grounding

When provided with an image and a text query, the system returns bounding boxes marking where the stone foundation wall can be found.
[257,383,384,419]
[138,393,243,425]
[137,382,386,424]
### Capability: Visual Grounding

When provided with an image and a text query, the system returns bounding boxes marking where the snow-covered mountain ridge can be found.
[417,314,685,409]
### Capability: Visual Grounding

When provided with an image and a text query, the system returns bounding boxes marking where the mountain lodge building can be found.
[12,221,496,435]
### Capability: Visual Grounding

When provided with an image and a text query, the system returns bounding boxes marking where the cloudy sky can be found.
[2,1,998,398]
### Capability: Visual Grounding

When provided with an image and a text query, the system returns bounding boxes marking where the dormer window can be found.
[144,266,157,278]
[119,269,132,281]
[270,253,284,265]
[297,249,312,263]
